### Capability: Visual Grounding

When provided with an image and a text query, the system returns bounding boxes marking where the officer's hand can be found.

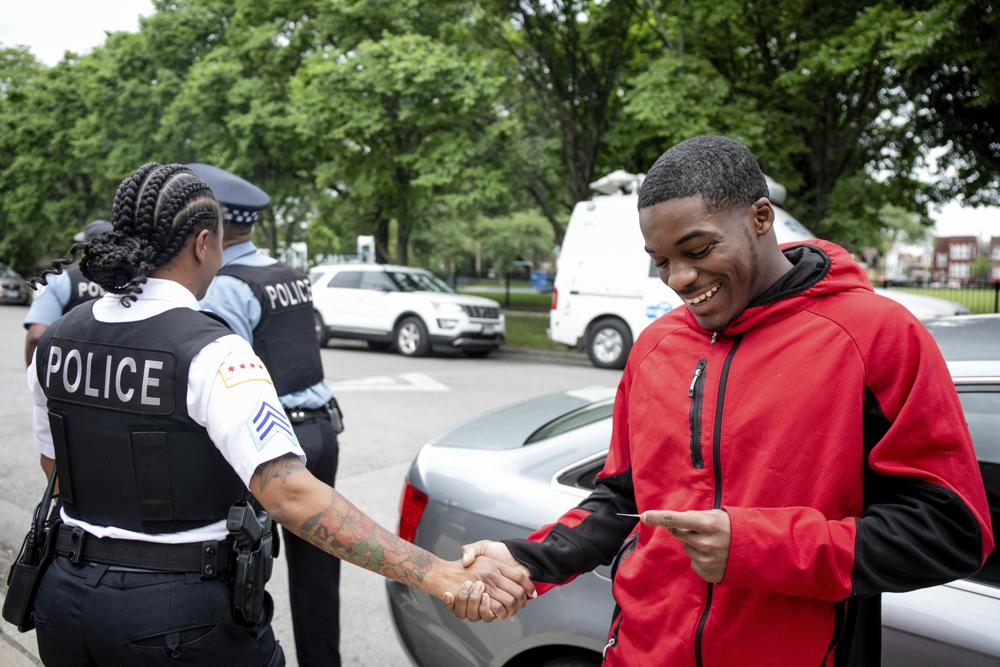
[642,509,731,583]
[440,555,535,621]
[441,580,499,623]
[441,540,536,622]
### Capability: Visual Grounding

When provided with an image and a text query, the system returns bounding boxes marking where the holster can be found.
[3,472,59,632]
[329,397,345,434]
[227,501,275,625]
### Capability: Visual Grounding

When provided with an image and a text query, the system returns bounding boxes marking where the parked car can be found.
[309,263,505,357]
[0,263,29,305]
[387,316,1000,667]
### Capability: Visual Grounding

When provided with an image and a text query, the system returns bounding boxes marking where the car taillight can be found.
[397,481,429,543]
[551,287,558,310]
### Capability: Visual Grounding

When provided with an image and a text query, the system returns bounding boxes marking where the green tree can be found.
[474,210,555,275]
[474,0,654,240]
[894,0,1000,205]
[972,253,992,282]
[290,32,512,264]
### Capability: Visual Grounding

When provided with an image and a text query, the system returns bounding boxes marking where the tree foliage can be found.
[1,0,997,276]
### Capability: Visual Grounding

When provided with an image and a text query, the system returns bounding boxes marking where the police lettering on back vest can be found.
[64,266,105,313]
[36,303,244,533]
[217,263,323,396]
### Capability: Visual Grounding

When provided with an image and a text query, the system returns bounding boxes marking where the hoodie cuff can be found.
[721,505,753,588]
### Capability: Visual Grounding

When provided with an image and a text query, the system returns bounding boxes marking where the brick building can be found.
[932,236,978,285]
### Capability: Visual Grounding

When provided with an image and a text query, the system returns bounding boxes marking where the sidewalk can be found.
[0,623,41,666]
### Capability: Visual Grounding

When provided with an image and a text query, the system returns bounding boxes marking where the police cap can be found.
[74,219,113,243]
[187,163,270,225]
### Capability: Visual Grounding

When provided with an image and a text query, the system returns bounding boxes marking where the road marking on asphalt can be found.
[327,372,450,392]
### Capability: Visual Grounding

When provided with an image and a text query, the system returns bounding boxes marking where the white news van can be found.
[548,171,815,369]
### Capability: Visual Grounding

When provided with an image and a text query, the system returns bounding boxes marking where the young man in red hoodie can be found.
[445,136,994,665]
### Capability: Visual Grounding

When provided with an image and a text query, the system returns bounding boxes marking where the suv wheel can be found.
[586,318,632,370]
[395,316,430,357]
[314,310,328,348]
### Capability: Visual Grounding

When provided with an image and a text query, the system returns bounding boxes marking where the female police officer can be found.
[25,163,532,665]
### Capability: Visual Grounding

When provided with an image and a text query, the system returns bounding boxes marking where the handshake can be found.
[427,539,535,623]
[424,508,732,622]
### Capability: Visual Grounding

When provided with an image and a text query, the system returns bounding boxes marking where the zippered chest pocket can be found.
[688,358,707,469]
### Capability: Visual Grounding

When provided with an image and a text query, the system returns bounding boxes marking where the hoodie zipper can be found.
[604,611,624,658]
[688,359,708,468]
[693,335,742,667]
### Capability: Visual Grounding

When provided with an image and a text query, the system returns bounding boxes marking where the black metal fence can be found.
[444,273,1000,315]
[880,280,1000,315]
[449,270,553,311]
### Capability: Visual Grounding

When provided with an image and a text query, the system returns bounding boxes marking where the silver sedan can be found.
[387,315,1000,667]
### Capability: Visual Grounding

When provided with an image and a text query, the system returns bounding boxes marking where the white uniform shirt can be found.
[26,278,305,544]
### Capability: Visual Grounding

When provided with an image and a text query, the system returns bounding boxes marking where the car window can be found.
[957,387,1000,588]
[0,265,19,279]
[327,271,361,289]
[308,271,323,284]
[559,456,606,491]
[359,271,397,291]
[388,271,455,294]
[525,401,614,445]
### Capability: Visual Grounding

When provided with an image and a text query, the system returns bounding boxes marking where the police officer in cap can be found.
[23,219,112,365]
[23,162,534,665]
[192,163,344,667]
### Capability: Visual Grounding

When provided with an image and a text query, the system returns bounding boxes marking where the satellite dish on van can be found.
[589,170,643,196]
[765,175,787,205]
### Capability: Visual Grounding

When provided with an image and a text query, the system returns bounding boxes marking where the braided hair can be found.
[32,163,222,306]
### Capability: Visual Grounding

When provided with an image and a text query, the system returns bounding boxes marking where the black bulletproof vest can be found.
[216,262,324,396]
[36,303,245,534]
[64,266,104,313]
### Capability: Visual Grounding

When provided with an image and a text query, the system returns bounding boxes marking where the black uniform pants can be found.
[285,415,341,667]
[33,555,284,666]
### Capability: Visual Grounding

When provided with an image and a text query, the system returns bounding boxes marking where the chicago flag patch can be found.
[248,397,296,451]
[219,354,272,388]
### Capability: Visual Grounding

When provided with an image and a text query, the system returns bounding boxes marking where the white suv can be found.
[309,264,505,357]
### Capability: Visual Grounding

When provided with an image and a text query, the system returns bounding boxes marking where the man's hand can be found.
[441,540,536,622]
[431,554,534,620]
[642,509,731,583]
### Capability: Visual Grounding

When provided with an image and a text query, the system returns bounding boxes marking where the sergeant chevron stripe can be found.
[248,398,295,451]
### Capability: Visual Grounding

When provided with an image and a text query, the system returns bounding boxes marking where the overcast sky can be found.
[0,0,154,66]
[1,0,997,241]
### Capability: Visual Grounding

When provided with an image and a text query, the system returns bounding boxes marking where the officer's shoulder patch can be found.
[247,396,296,452]
[218,353,272,388]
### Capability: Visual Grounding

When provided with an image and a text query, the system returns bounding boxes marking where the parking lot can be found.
[0,303,619,666]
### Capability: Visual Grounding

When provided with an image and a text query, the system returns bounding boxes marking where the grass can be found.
[503,312,567,351]
[462,289,552,311]
[896,287,1000,315]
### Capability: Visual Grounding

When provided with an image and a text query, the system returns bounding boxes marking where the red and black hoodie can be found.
[505,240,994,666]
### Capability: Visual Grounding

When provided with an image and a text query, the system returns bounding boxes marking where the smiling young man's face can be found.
[639,194,773,331]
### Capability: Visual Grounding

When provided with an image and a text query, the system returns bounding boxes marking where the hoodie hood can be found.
[680,239,873,336]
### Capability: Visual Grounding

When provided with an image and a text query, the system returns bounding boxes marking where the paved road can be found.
[0,303,618,666]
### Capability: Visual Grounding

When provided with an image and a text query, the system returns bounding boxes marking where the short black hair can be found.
[637,135,768,212]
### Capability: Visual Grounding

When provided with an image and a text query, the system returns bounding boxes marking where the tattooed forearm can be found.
[253,453,306,493]
[297,489,435,586]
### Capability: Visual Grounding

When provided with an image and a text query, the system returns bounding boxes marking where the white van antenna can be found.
[589,170,643,196]
[765,175,787,205]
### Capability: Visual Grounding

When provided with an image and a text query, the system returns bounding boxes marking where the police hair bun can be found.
[68,162,221,306]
